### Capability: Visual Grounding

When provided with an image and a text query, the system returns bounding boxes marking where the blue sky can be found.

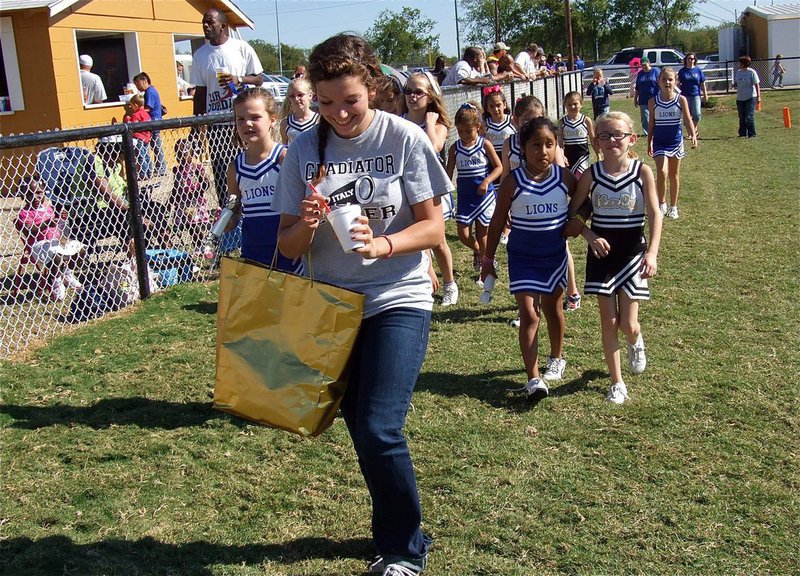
[237,0,797,58]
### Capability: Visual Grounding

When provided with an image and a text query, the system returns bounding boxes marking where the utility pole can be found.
[564,0,575,70]
[454,0,461,56]
[275,0,283,75]
[494,0,500,43]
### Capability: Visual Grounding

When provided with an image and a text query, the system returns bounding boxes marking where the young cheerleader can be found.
[446,102,503,272]
[647,67,697,220]
[273,33,453,576]
[399,69,459,305]
[565,111,662,404]
[226,87,299,272]
[482,85,515,155]
[482,117,578,401]
[501,95,580,316]
[558,91,599,178]
[279,77,319,145]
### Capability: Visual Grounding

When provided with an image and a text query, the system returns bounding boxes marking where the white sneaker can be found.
[668,206,679,219]
[441,282,459,306]
[626,334,647,374]
[542,357,566,382]
[524,377,549,402]
[510,314,520,328]
[382,564,419,576]
[500,232,509,245]
[606,382,629,404]
[659,202,668,216]
[63,270,83,290]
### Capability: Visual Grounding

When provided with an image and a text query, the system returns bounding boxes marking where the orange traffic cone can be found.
[784,107,792,128]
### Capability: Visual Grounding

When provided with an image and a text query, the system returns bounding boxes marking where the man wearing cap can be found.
[555,53,568,73]
[634,57,660,136]
[79,55,107,105]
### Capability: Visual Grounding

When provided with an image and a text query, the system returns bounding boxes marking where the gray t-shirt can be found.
[273,111,454,318]
[734,68,760,101]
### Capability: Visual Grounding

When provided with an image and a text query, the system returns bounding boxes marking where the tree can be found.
[247,39,309,75]
[650,0,698,45]
[365,7,440,67]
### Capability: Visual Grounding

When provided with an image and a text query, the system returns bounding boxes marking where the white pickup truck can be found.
[583,47,710,93]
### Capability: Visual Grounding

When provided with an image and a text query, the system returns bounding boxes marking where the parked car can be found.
[583,47,708,93]
[259,74,290,103]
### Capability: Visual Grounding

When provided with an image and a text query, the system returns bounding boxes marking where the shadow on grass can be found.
[183,300,218,314]
[431,305,517,325]
[0,397,230,430]
[416,368,608,411]
[0,534,373,576]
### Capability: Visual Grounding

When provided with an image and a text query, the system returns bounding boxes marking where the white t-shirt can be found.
[273,111,455,318]
[190,38,263,113]
[81,70,107,104]
[441,60,480,86]
[515,51,536,76]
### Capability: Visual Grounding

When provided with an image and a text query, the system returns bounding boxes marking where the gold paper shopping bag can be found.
[213,257,364,437]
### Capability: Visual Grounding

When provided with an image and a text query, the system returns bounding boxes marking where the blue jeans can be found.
[150,130,167,176]
[737,98,756,137]
[134,139,153,180]
[340,307,431,571]
[638,104,650,136]
[687,95,702,127]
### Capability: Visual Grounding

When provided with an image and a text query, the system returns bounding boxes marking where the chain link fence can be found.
[0,115,240,356]
[0,72,581,356]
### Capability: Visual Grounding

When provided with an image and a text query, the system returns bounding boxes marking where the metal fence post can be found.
[120,130,151,300]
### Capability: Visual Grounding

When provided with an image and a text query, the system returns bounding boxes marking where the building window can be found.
[0,17,25,113]
[75,30,140,107]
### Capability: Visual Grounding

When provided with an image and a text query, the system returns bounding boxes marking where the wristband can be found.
[378,235,393,258]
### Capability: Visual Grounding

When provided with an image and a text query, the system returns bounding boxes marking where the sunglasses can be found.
[597,131,633,141]
[403,88,427,97]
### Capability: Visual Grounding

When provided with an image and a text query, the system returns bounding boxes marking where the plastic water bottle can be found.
[479,274,496,304]
[202,195,238,259]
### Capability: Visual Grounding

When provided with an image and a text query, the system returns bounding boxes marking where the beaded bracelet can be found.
[378,235,393,259]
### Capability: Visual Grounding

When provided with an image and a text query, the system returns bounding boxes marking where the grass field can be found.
[1,91,799,576]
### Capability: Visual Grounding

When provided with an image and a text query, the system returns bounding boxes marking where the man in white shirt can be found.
[515,44,539,78]
[79,55,107,105]
[191,8,263,206]
[441,47,491,87]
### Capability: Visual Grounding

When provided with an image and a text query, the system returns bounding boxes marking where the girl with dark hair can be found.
[482,117,578,402]
[273,34,453,576]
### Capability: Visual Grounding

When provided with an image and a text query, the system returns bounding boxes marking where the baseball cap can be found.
[536,47,545,55]
[79,54,93,67]
[640,57,650,64]
[493,42,510,52]
[556,53,562,58]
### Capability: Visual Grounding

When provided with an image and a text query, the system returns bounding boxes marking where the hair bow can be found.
[459,102,477,110]
[482,84,501,96]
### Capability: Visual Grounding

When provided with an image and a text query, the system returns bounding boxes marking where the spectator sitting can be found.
[15,175,84,301]
[170,138,211,253]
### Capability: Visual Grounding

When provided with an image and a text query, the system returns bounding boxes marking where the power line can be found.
[247,0,375,18]
[705,0,736,15]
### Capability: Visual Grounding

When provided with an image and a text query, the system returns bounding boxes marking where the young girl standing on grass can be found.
[399,70,459,306]
[647,67,697,220]
[280,77,319,145]
[482,86,515,155]
[273,34,453,576]
[482,117,577,401]
[226,87,299,272]
[558,91,598,178]
[566,111,662,404]
[446,102,503,272]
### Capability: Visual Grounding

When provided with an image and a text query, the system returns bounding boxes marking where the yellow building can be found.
[0,0,254,134]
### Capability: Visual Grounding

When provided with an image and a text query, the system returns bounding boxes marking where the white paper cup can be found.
[327,204,365,253]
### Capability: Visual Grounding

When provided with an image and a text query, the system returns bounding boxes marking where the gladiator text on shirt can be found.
[304,155,396,181]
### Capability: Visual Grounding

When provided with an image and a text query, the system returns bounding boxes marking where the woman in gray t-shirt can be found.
[273,34,453,576]
[733,55,761,138]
